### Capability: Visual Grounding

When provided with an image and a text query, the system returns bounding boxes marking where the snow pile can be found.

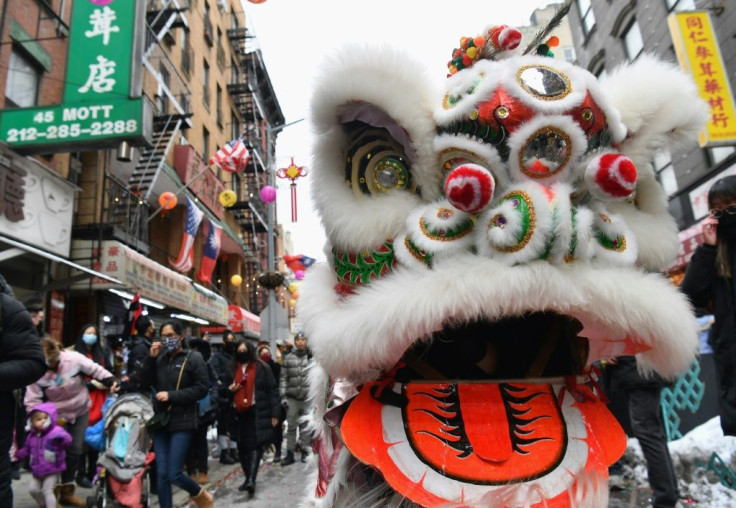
[618,417,736,506]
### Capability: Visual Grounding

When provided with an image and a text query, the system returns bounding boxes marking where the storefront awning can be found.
[1,234,122,286]
[71,239,229,325]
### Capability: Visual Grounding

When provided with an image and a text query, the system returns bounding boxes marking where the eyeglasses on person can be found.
[709,205,736,219]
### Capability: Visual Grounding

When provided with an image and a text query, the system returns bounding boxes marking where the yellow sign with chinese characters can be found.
[668,11,736,146]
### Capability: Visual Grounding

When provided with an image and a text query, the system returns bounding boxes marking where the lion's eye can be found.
[344,124,414,196]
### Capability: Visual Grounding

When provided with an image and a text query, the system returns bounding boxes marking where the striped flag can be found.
[209,138,250,173]
[169,197,204,272]
[196,218,222,284]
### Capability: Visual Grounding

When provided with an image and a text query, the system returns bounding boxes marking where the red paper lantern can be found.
[158,191,177,210]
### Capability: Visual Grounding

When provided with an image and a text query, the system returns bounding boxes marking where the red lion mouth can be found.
[339,312,628,507]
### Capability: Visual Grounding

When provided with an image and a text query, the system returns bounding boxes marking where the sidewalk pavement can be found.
[11,457,242,508]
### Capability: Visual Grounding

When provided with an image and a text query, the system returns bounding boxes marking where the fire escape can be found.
[128,0,193,202]
[226,22,285,313]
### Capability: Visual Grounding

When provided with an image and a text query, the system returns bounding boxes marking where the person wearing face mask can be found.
[229,340,279,497]
[25,337,118,507]
[210,329,238,465]
[257,344,285,463]
[137,320,213,508]
[682,174,736,438]
[72,324,114,488]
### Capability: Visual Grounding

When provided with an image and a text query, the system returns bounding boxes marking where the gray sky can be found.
[244,0,560,260]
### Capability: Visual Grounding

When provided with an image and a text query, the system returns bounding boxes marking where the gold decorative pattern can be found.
[419,216,474,241]
[404,236,431,266]
[490,190,536,253]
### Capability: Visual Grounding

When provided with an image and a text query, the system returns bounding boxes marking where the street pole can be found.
[266,118,304,357]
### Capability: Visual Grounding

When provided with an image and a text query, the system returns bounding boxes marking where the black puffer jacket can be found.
[210,348,234,406]
[681,243,736,435]
[139,347,209,432]
[0,274,46,392]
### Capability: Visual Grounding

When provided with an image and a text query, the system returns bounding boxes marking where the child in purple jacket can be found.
[16,402,73,508]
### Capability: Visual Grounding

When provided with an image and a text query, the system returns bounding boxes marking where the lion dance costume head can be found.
[298,3,709,507]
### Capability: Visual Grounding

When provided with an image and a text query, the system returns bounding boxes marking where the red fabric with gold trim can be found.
[341,380,626,507]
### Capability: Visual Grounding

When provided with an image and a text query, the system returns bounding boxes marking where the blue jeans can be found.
[153,430,201,508]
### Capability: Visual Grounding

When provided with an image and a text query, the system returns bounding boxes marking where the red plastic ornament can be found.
[158,191,177,210]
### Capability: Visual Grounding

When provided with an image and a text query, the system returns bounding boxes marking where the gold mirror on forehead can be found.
[517,65,571,100]
[344,125,414,197]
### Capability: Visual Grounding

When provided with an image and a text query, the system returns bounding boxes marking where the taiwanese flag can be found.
[170,197,204,273]
[283,254,317,274]
[197,218,222,284]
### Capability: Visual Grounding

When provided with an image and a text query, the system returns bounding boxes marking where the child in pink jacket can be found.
[17,402,73,508]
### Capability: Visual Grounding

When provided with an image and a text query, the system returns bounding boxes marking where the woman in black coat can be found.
[681,175,736,436]
[138,320,213,508]
[229,339,279,497]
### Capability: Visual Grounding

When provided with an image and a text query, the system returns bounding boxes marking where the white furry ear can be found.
[308,44,440,252]
[601,53,709,168]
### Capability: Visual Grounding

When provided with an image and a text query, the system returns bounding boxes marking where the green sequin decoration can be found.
[332,242,397,287]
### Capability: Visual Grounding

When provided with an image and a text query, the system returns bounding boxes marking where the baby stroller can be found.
[87,393,155,508]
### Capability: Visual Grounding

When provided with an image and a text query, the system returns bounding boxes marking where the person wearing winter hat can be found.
[16,402,73,508]
[25,337,118,507]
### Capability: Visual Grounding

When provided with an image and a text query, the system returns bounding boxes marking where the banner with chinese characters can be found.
[669,11,736,146]
[70,240,229,325]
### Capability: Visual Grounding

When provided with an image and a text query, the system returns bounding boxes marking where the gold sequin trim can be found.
[404,236,430,265]
[490,190,536,253]
[419,217,474,241]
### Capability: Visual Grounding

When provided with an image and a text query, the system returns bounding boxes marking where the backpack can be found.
[197,363,218,427]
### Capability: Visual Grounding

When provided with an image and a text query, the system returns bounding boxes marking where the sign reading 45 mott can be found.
[0,0,151,153]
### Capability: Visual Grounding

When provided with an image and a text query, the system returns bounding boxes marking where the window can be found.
[577,0,596,36]
[623,21,644,62]
[157,64,170,114]
[203,60,210,108]
[654,150,677,197]
[666,0,696,11]
[202,127,210,161]
[216,84,223,127]
[5,48,40,108]
[231,110,240,140]
[181,29,191,77]
[710,146,736,166]
[232,171,241,199]
[563,47,576,63]
[231,7,239,29]
[203,1,213,46]
[231,59,239,84]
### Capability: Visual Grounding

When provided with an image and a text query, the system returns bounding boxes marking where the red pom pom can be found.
[589,153,637,199]
[444,164,495,214]
[462,54,472,66]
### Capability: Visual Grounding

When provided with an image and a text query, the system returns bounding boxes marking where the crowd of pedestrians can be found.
[0,275,314,508]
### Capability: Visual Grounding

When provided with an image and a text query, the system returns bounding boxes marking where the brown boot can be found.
[192,488,214,508]
[58,484,86,507]
[198,471,209,485]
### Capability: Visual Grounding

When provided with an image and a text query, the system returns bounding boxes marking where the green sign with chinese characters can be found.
[0,0,149,153]
[0,98,152,153]
[64,0,137,103]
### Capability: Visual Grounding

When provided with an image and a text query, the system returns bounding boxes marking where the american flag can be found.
[196,218,222,284]
[169,197,204,272]
[209,139,250,173]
